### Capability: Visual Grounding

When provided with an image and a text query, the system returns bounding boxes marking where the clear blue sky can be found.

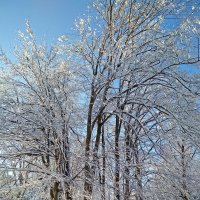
[0,0,90,55]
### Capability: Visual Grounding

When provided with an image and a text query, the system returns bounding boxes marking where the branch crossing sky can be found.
[0,0,199,73]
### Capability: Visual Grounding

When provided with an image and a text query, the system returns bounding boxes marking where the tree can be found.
[74,0,200,199]
[0,22,81,199]
[0,0,200,200]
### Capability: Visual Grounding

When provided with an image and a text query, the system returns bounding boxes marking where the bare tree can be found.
[0,23,81,199]
[0,0,200,200]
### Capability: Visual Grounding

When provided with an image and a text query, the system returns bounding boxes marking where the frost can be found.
[58,35,67,42]
[196,20,200,25]
[0,1,200,200]
[25,20,34,38]
[76,18,85,34]
[158,15,164,21]
[18,30,24,38]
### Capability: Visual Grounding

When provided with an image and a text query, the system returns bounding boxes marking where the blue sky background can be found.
[0,0,90,55]
[0,0,199,73]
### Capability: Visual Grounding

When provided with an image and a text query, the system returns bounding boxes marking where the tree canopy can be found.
[0,0,200,199]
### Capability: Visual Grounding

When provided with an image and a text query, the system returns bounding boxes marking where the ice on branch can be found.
[25,20,34,38]
[58,35,67,42]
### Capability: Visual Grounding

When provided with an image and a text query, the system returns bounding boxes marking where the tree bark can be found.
[101,124,106,200]
[84,90,95,200]
[114,115,121,200]
[124,126,131,200]
[133,136,143,200]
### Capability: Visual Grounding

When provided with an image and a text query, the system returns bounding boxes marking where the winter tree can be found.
[0,0,200,200]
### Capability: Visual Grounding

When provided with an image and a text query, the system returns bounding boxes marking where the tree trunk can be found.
[134,136,143,200]
[84,91,95,200]
[114,115,121,200]
[50,181,59,200]
[124,126,131,200]
[101,123,106,200]
[180,143,189,200]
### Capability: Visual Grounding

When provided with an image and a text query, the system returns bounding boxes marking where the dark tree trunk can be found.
[101,123,106,200]
[124,126,131,200]
[84,90,95,200]
[114,115,121,200]
[180,143,189,200]
[50,181,59,200]
[133,136,143,200]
